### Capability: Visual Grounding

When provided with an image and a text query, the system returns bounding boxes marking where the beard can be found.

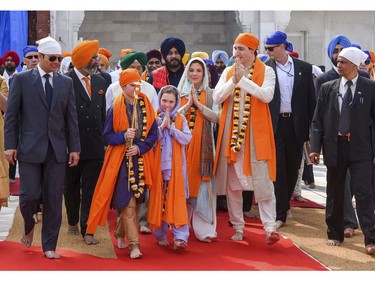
[165,58,181,69]
[82,63,98,75]
[217,65,226,75]
[5,64,16,72]
[331,57,338,67]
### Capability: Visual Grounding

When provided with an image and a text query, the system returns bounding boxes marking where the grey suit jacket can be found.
[4,68,81,163]
[311,76,375,167]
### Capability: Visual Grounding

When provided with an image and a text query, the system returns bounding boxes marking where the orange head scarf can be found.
[120,48,135,59]
[71,40,99,68]
[119,68,141,88]
[62,51,72,58]
[235,33,259,50]
[98,47,112,59]
[99,54,109,68]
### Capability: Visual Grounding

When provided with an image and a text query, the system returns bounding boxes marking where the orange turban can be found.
[99,54,109,68]
[98,47,112,59]
[71,40,99,68]
[120,48,135,59]
[62,51,72,58]
[369,51,375,62]
[119,68,141,88]
[235,33,259,50]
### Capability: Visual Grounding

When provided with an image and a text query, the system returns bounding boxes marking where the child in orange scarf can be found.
[148,85,192,250]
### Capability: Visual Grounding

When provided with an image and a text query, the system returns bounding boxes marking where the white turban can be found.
[37,36,62,55]
[338,47,368,67]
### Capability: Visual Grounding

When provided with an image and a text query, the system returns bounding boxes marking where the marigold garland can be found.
[127,98,147,199]
[230,65,254,152]
[188,91,202,133]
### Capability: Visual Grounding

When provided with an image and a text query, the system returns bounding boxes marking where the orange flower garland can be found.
[127,98,147,198]
[188,91,202,133]
[230,66,254,152]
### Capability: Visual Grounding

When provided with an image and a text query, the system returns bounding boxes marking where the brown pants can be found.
[120,197,139,251]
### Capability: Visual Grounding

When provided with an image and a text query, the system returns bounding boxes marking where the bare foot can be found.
[326,239,341,246]
[117,237,128,249]
[173,239,187,250]
[44,250,60,259]
[266,231,280,245]
[199,237,212,243]
[129,248,143,259]
[21,228,34,247]
[158,239,170,246]
[231,231,243,241]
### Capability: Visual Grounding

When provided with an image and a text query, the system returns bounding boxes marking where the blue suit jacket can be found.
[4,68,81,163]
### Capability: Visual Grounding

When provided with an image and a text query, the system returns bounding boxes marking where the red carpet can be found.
[0,210,327,271]
[9,178,20,196]
[290,197,325,209]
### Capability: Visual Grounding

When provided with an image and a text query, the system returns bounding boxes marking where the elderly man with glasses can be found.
[265,31,316,229]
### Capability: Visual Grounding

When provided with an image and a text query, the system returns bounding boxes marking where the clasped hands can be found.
[125,128,140,156]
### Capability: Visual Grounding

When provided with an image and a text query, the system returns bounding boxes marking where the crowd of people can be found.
[1,30,375,260]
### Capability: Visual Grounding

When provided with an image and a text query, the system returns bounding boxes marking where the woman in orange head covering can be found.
[86,68,158,259]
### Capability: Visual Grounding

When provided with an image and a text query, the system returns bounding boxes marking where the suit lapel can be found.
[32,68,49,109]
[351,76,365,107]
[332,79,340,113]
[71,71,91,104]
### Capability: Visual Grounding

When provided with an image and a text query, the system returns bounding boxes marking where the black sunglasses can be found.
[265,45,280,52]
[365,60,371,65]
[44,54,63,62]
[25,55,39,60]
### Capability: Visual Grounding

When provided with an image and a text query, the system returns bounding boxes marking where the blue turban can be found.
[351,43,361,50]
[265,31,287,45]
[258,54,270,63]
[265,31,293,52]
[23,45,38,57]
[327,35,351,59]
[204,58,214,66]
[212,50,229,65]
[227,56,235,67]
[160,37,185,59]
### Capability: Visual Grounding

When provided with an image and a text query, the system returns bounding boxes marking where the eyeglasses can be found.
[91,55,99,61]
[365,60,371,65]
[265,45,280,52]
[44,54,63,62]
[25,55,39,60]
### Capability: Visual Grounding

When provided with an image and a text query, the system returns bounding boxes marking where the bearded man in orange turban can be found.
[213,32,280,245]
[64,40,108,246]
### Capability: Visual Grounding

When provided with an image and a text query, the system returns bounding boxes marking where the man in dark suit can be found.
[4,36,80,259]
[315,34,370,239]
[265,31,316,228]
[310,47,375,255]
[63,40,107,245]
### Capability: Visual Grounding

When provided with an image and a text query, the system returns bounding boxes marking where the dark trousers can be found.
[9,161,16,179]
[19,143,66,252]
[242,191,254,212]
[64,159,103,237]
[274,117,303,222]
[326,139,375,245]
[302,162,314,184]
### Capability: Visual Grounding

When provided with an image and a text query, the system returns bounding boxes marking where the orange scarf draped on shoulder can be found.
[86,92,156,235]
[148,112,188,229]
[180,92,209,198]
[213,57,276,181]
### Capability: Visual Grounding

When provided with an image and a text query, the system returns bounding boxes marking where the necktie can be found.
[44,74,53,110]
[338,80,353,136]
[83,76,92,97]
